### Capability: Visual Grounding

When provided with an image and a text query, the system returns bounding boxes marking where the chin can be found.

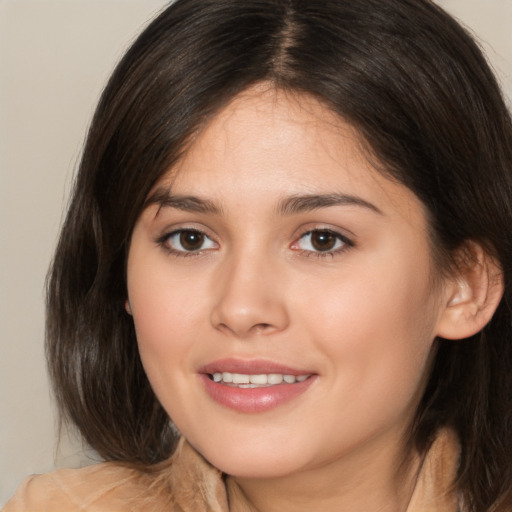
[196,440,309,479]
[216,458,302,480]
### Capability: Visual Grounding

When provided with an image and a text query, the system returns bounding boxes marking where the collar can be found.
[406,429,460,512]
[167,429,460,511]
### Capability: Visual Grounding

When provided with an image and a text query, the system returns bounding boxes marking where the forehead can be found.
[175,85,363,185]
[150,84,425,225]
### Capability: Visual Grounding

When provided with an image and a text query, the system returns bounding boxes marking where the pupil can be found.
[180,231,203,251]
[312,231,335,251]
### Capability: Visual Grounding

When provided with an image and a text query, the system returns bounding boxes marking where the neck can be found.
[226,433,421,512]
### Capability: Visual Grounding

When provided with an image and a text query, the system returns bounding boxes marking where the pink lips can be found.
[198,358,316,413]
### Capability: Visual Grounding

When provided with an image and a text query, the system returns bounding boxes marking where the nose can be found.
[210,251,290,338]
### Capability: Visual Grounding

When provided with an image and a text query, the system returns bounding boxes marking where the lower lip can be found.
[199,374,316,413]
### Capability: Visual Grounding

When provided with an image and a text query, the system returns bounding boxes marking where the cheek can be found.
[128,252,208,334]
[127,269,206,425]
[296,251,439,410]
[126,256,208,381]
[301,252,436,339]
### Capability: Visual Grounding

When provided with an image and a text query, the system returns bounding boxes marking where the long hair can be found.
[46,1,512,509]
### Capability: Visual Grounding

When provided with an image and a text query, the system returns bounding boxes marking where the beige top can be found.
[4,430,459,512]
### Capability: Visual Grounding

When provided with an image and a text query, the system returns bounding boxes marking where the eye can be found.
[293,229,352,254]
[161,229,217,253]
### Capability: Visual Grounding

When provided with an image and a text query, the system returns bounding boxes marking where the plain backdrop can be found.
[1,0,511,505]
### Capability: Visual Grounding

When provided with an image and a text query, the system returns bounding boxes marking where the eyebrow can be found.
[277,193,383,216]
[144,188,382,217]
[145,188,222,215]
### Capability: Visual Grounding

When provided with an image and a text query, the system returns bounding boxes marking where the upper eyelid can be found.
[156,223,217,240]
[295,229,354,248]
[158,227,215,239]
[294,224,356,244]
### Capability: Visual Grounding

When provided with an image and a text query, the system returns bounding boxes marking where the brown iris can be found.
[179,230,205,251]
[310,230,337,251]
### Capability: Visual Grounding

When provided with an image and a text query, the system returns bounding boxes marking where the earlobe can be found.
[125,299,132,315]
[436,243,503,340]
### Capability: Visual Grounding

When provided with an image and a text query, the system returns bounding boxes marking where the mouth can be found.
[199,359,317,413]
[208,372,311,387]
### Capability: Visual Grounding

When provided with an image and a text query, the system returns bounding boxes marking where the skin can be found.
[126,85,457,512]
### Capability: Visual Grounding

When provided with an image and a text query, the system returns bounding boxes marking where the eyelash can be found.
[156,228,354,259]
[156,229,218,258]
[292,229,354,259]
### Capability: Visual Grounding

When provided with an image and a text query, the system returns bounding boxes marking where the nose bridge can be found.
[210,243,289,337]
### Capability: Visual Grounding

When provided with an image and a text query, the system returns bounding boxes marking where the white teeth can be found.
[211,372,310,386]
[249,374,267,385]
[267,373,283,385]
[232,373,250,384]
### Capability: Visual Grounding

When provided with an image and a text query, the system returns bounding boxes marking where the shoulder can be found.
[4,438,228,512]
[3,462,159,512]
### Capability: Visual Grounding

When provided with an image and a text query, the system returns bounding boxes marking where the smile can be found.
[199,359,317,413]
[210,372,311,387]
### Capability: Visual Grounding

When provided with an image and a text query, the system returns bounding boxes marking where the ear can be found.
[125,299,132,315]
[436,242,504,340]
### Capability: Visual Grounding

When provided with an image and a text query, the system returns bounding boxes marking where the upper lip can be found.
[198,358,314,376]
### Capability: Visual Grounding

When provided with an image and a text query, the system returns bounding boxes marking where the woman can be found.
[6,0,512,510]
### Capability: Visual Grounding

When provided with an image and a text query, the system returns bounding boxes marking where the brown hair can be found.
[47,0,512,509]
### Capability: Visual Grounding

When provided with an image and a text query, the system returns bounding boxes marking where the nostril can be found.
[250,323,274,334]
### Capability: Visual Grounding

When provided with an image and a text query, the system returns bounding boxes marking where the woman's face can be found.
[126,86,450,480]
